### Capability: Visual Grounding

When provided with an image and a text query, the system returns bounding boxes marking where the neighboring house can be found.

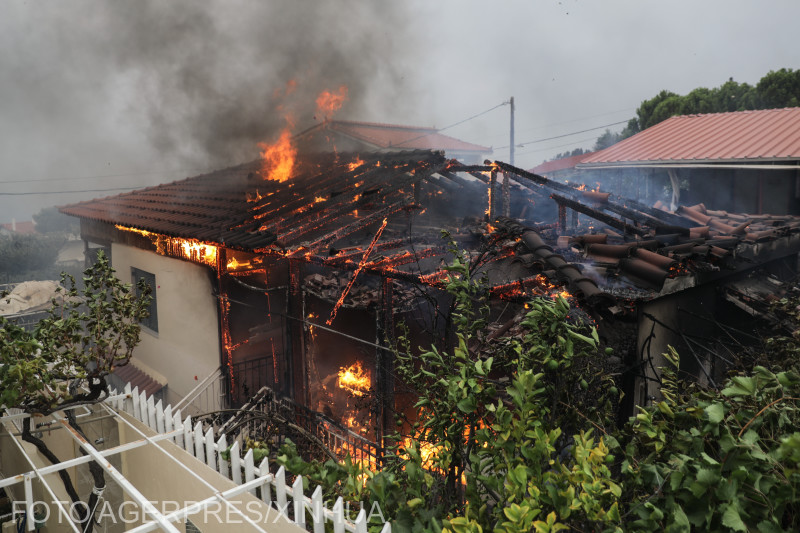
[294,119,491,164]
[0,220,36,236]
[577,107,800,214]
[530,151,598,183]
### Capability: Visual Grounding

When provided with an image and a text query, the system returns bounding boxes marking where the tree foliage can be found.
[635,70,800,132]
[623,349,800,532]
[277,239,622,532]
[33,206,80,235]
[273,241,800,532]
[0,251,151,414]
[0,233,65,279]
[598,69,800,149]
[0,252,151,533]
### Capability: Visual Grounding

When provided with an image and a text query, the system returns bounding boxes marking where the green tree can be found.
[0,233,65,281]
[0,252,151,532]
[594,129,624,151]
[276,239,621,533]
[622,349,800,532]
[33,206,80,235]
[756,68,800,109]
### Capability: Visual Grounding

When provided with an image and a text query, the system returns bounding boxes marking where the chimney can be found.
[11,218,15,232]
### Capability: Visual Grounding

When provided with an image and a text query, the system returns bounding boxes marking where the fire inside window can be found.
[132,267,158,333]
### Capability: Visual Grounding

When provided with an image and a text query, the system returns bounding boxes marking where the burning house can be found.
[59,146,800,453]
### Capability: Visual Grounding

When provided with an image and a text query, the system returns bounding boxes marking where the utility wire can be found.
[0,186,141,196]
[384,101,509,150]
[495,119,629,150]
[0,168,210,186]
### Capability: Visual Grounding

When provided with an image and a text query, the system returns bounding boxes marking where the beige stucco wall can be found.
[118,413,303,533]
[111,243,221,406]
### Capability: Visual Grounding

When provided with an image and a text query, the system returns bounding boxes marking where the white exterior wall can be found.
[111,243,221,405]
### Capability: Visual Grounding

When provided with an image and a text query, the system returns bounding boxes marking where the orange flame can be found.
[115,225,217,267]
[348,157,365,171]
[258,128,297,183]
[338,362,371,397]
[316,85,348,119]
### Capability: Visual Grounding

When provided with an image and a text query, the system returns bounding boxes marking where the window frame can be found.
[131,267,158,334]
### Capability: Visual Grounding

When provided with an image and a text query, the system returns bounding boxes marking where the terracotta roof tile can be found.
[61,151,448,251]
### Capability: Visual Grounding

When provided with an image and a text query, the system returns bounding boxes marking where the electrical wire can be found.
[495,119,629,150]
[378,101,509,151]
[0,186,141,196]
[0,168,211,186]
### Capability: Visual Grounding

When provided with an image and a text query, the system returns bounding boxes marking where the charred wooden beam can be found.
[489,169,497,221]
[296,200,409,254]
[502,172,510,217]
[489,160,576,195]
[550,194,649,237]
[437,169,476,188]
[447,164,494,173]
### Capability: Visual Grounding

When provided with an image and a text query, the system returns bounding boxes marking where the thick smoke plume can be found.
[2,1,415,170]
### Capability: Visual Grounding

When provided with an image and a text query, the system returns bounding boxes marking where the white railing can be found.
[108,384,389,533]
[172,366,226,417]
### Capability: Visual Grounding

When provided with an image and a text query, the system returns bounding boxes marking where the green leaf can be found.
[705,402,725,424]
[721,503,747,532]
[457,396,477,413]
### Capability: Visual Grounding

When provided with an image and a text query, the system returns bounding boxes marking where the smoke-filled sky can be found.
[1,0,798,222]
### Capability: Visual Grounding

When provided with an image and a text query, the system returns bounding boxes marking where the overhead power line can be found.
[495,119,629,150]
[0,186,141,196]
[388,101,509,150]
[0,168,211,186]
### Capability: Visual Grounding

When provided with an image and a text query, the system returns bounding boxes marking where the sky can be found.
[1,0,799,222]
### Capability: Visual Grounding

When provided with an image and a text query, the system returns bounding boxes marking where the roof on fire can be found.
[296,120,492,153]
[60,153,800,313]
[60,150,450,251]
[579,107,800,167]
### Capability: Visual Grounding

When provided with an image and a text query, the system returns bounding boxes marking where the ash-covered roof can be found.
[580,107,800,166]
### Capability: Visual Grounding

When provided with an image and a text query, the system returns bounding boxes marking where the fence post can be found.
[123,383,132,413]
[292,475,305,528]
[147,395,157,429]
[275,466,287,516]
[139,392,148,426]
[258,458,272,504]
[174,410,184,447]
[354,508,368,533]
[230,441,242,485]
[311,486,324,533]
[204,428,216,470]
[131,387,140,420]
[217,434,228,477]
[380,522,392,533]
[164,404,173,434]
[156,400,165,434]
[332,497,345,533]
[244,448,255,494]
[183,416,193,454]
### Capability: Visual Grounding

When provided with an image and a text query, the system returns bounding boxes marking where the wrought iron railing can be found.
[223,386,383,469]
[229,355,275,408]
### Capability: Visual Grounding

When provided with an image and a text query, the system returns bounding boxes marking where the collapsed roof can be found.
[60,151,800,317]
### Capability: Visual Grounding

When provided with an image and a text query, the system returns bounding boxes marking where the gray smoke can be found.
[1,1,416,169]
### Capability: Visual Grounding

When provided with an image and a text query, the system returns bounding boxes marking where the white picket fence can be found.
[108,384,390,533]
